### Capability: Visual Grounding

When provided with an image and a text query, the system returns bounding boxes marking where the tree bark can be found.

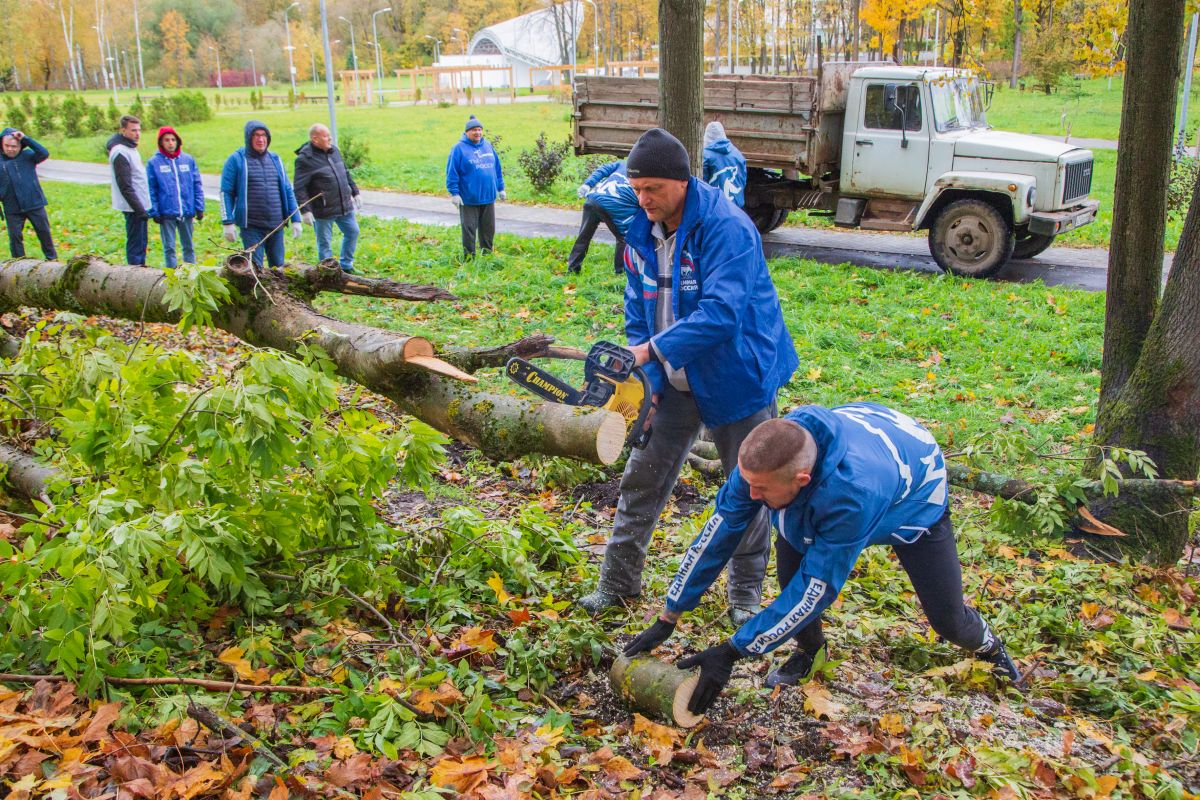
[658,0,706,170]
[850,0,860,61]
[1010,0,1023,88]
[1098,0,1185,405]
[609,654,703,728]
[0,443,58,504]
[0,257,627,465]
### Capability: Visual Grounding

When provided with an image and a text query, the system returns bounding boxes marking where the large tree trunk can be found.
[1092,1,1196,564]
[1010,0,1023,89]
[658,0,706,170]
[1098,0,1185,404]
[0,257,626,465]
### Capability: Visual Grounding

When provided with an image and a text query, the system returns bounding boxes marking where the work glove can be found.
[498,190,507,201]
[677,641,742,715]
[451,195,463,207]
[195,211,204,222]
[152,216,163,225]
[623,618,676,657]
[291,221,303,239]
[302,211,315,226]
[136,210,151,221]
[223,224,237,243]
[577,182,591,198]
[353,195,362,212]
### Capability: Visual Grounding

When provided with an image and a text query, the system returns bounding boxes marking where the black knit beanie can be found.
[626,128,690,181]
[465,115,483,132]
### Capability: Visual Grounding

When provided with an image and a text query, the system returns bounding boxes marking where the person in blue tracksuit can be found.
[567,159,640,275]
[445,115,505,257]
[577,128,798,626]
[147,126,205,269]
[702,121,747,208]
[0,128,56,259]
[624,403,1023,715]
[220,120,301,267]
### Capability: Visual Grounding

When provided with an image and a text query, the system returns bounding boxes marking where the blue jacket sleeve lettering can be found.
[651,227,758,369]
[665,470,763,614]
[585,160,621,186]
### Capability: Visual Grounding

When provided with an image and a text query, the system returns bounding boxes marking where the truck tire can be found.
[1012,230,1055,260]
[767,209,790,232]
[928,199,1014,279]
[747,205,779,234]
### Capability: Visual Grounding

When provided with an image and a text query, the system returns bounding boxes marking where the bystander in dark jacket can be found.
[293,123,361,272]
[0,127,57,259]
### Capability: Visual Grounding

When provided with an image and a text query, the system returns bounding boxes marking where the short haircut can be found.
[309,123,329,137]
[119,114,140,129]
[739,418,818,475]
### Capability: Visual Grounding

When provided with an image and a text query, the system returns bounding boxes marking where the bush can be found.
[5,96,27,131]
[1167,156,1199,218]
[60,95,88,137]
[573,154,616,184]
[517,132,572,193]
[106,98,121,128]
[146,96,171,129]
[338,130,370,170]
[32,96,58,136]
[86,104,108,134]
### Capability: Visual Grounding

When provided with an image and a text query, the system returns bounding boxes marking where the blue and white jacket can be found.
[702,138,748,208]
[219,120,299,228]
[665,403,950,656]
[623,177,797,426]
[581,160,639,236]
[445,134,505,206]
[147,150,204,220]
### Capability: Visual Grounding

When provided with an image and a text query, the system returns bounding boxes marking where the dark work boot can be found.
[979,638,1024,686]
[576,589,631,616]
[764,642,828,688]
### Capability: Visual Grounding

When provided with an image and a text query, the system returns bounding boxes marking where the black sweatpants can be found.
[459,203,495,256]
[567,201,625,274]
[776,510,992,656]
[4,206,57,259]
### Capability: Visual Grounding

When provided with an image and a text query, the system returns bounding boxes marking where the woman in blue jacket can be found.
[147,126,205,268]
[0,128,57,259]
[445,115,505,257]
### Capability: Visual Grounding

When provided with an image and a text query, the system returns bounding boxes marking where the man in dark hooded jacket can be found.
[293,123,361,273]
[220,120,301,267]
[0,128,57,259]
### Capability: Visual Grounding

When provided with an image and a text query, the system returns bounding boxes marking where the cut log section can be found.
[609,654,704,728]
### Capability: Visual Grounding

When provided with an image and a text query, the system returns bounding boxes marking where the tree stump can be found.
[609,655,703,728]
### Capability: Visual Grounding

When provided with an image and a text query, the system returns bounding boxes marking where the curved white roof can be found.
[468,1,583,67]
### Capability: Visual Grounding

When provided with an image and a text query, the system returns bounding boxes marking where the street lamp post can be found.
[339,16,359,70]
[209,44,222,90]
[424,35,441,63]
[372,7,392,107]
[284,2,299,96]
[311,50,317,84]
[453,27,465,54]
[105,56,117,103]
[249,48,257,88]
[132,0,145,88]
[581,0,598,74]
[319,0,339,145]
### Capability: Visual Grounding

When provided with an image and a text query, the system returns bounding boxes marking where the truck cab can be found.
[835,66,1097,277]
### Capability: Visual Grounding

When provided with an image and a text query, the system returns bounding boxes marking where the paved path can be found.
[39,158,1136,292]
[1032,134,1118,150]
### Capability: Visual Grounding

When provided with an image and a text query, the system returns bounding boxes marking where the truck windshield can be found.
[928,76,987,132]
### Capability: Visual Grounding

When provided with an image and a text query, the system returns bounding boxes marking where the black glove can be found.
[195,211,204,222]
[623,618,676,657]
[677,641,742,715]
[153,216,163,224]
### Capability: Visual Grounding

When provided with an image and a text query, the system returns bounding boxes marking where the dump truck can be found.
[573,64,1098,278]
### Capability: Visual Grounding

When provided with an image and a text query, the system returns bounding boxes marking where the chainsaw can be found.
[506,341,653,449]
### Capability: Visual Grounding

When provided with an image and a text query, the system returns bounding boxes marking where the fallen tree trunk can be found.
[0,443,57,504]
[944,463,1196,502]
[609,655,703,728]
[0,257,625,464]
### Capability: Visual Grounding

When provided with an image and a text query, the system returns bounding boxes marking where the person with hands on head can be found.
[576,128,798,628]
[445,115,505,257]
[220,120,301,268]
[106,115,151,266]
[624,404,1023,716]
[0,127,57,259]
[146,126,205,269]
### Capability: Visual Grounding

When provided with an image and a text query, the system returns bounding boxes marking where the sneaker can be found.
[979,638,1024,685]
[764,642,828,688]
[576,589,629,615]
[727,605,758,627]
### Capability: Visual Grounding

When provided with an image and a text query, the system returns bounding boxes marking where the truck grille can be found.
[1063,158,1093,205]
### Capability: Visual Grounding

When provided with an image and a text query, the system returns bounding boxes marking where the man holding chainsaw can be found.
[623,404,1023,715]
[577,128,799,626]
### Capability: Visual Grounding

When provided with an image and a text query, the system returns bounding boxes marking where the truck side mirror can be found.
[884,83,909,148]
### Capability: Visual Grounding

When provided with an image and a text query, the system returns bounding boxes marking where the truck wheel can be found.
[747,206,779,234]
[767,209,790,232]
[928,199,1014,279]
[1012,230,1055,260]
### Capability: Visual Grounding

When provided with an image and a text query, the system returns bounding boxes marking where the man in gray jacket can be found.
[106,115,151,266]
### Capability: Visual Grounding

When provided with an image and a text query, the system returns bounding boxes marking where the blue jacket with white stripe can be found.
[665,402,950,656]
[582,161,639,236]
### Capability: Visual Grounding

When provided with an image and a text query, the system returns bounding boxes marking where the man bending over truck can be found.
[623,403,1023,715]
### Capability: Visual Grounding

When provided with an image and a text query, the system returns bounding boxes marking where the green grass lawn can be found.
[40,179,1105,464]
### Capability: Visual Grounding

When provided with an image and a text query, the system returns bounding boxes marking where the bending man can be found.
[625,403,1022,715]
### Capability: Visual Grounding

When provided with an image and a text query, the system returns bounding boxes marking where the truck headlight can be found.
[1026,186,1037,207]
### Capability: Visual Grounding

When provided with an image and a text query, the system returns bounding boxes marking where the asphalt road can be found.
[40,158,1137,292]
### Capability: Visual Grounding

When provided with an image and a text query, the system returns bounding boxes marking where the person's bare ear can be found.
[795,471,812,488]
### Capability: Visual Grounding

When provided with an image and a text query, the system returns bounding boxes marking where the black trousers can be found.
[567,201,625,274]
[459,203,495,255]
[4,206,57,259]
[776,510,991,656]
